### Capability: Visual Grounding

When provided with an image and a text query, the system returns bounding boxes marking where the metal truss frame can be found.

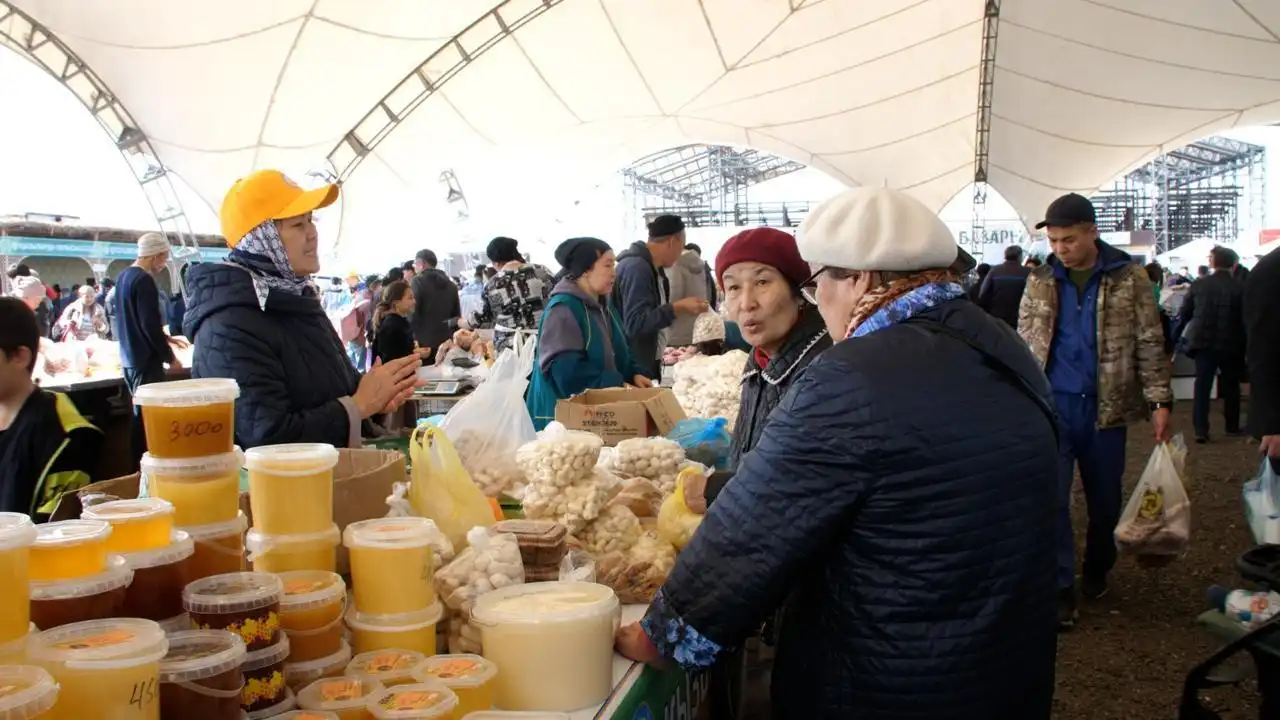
[0,1,199,271]
[969,0,1000,264]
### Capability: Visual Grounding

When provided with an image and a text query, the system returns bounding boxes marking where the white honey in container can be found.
[471,582,620,712]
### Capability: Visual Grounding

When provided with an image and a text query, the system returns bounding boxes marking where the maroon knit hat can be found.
[714,227,810,288]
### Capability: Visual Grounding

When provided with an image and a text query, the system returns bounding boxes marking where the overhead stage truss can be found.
[1090,136,1266,253]
[620,144,807,229]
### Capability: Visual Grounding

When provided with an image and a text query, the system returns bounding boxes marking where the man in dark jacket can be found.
[410,249,461,364]
[618,187,1058,719]
[1245,249,1279,470]
[1178,245,1247,442]
[977,244,1031,327]
[612,215,708,378]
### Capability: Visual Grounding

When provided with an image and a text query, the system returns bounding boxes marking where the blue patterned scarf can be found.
[227,220,315,309]
[848,281,965,339]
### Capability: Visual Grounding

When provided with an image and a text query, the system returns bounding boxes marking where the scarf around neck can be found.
[227,220,315,310]
[846,270,964,339]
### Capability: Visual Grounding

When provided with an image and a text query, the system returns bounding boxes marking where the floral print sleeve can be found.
[640,588,723,669]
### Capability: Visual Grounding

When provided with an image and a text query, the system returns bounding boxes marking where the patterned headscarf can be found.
[227,220,315,309]
[846,269,964,339]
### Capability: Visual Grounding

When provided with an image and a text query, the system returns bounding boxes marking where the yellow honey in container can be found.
[141,449,244,527]
[343,518,438,615]
[343,603,442,656]
[184,512,248,582]
[344,649,427,688]
[29,617,169,720]
[0,665,59,719]
[411,655,497,717]
[284,639,351,692]
[365,681,457,720]
[132,379,239,459]
[30,520,112,582]
[296,676,384,720]
[244,444,339,536]
[0,626,35,664]
[277,570,347,663]
[0,512,37,643]
[246,526,340,574]
[82,499,175,554]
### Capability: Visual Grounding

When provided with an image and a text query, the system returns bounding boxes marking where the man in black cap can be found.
[612,215,709,378]
[1017,193,1173,631]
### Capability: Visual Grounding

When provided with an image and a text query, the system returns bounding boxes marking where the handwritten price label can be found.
[129,676,158,710]
[168,420,224,442]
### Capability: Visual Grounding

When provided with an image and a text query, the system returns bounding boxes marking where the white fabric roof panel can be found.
[6,0,1280,259]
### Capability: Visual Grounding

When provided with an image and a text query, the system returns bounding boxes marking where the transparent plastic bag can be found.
[658,466,706,550]
[435,527,524,655]
[1244,459,1280,544]
[1115,435,1191,562]
[667,417,732,469]
[408,424,496,550]
[596,530,676,604]
[559,548,597,583]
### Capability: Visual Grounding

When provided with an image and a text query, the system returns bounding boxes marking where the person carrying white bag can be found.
[1114,435,1191,566]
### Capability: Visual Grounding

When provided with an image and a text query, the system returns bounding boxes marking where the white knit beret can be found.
[136,232,171,258]
[797,187,962,272]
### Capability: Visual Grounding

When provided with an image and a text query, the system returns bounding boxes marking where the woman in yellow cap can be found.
[183,170,423,449]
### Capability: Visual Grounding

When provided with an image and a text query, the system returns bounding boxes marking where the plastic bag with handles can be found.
[407,424,496,550]
[1244,459,1280,545]
[1114,435,1191,563]
[657,465,706,550]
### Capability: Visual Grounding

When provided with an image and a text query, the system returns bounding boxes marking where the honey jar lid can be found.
[82,497,174,525]
[342,517,441,550]
[29,618,169,670]
[140,447,245,478]
[344,601,443,633]
[182,511,249,541]
[133,378,240,407]
[241,634,290,672]
[33,519,111,549]
[366,681,458,720]
[159,629,247,683]
[277,571,346,613]
[297,676,384,712]
[184,571,284,614]
[0,666,58,716]
[243,443,339,474]
[344,649,426,682]
[411,654,497,689]
[283,639,351,689]
[121,531,194,570]
[0,512,36,551]
[30,554,133,601]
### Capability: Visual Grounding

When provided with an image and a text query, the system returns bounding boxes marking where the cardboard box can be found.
[555,387,687,446]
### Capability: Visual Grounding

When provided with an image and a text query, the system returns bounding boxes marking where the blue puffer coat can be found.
[184,262,360,449]
[643,299,1059,719]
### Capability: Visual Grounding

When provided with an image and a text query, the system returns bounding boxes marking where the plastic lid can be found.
[121,531,194,570]
[183,511,249,541]
[184,572,284,615]
[28,618,169,670]
[81,497,174,525]
[0,512,36,551]
[30,554,133,601]
[367,681,458,719]
[277,571,346,613]
[33,519,111,549]
[344,602,443,633]
[471,582,618,626]
[297,676,384,712]
[245,525,341,560]
[159,630,247,683]
[245,686,296,720]
[141,448,245,478]
[342,517,439,550]
[133,378,240,407]
[270,712,340,720]
[0,666,58,717]
[159,614,191,634]
[283,639,351,686]
[490,520,566,543]
[461,714,572,720]
[241,635,290,672]
[244,444,340,474]
[411,655,496,689]
[344,650,426,683]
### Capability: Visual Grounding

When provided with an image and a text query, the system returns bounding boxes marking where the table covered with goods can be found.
[0,337,741,719]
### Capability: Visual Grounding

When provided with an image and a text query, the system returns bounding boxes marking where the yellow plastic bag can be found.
[408,423,495,549]
[657,467,705,551]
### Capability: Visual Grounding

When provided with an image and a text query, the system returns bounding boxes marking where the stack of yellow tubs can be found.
[0,512,37,661]
[27,518,123,646]
[81,498,193,631]
[243,444,340,574]
[341,518,444,656]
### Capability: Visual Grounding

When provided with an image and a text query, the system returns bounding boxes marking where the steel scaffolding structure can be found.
[1090,136,1266,253]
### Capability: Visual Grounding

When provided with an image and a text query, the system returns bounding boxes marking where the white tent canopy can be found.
[6,0,1280,266]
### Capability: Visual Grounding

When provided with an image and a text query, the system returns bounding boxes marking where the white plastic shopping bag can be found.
[1115,435,1191,563]
[1244,459,1280,545]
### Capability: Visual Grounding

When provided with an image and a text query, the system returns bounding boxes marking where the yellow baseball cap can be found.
[220,169,339,248]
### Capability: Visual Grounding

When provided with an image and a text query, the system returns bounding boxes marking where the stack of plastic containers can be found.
[341,518,444,656]
[158,629,246,720]
[0,513,37,660]
[277,569,352,694]
[26,519,121,639]
[28,617,169,719]
[243,444,341,574]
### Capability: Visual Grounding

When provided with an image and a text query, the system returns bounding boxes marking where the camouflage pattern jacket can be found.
[1018,245,1172,428]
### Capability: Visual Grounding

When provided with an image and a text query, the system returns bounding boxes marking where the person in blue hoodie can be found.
[526,237,650,430]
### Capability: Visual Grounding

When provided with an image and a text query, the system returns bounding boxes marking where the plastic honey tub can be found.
[277,571,346,663]
[284,640,351,692]
[133,379,239,459]
[142,450,245,527]
[0,665,59,719]
[470,582,619,711]
[30,555,133,631]
[245,687,295,719]
[185,573,284,652]
[365,681,457,720]
[29,617,169,720]
[246,526,340,575]
[0,512,37,643]
[344,650,426,688]
[121,532,195,622]
[30,520,112,581]
[244,444,339,535]
[158,629,247,720]
[297,676,384,720]
[241,636,291,716]
[343,519,437,616]
[185,513,248,582]
[410,655,496,717]
[343,603,442,656]
[82,499,176,554]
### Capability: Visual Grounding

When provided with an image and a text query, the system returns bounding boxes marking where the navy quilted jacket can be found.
[184,262,360,449]
[644,299,1058,719]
